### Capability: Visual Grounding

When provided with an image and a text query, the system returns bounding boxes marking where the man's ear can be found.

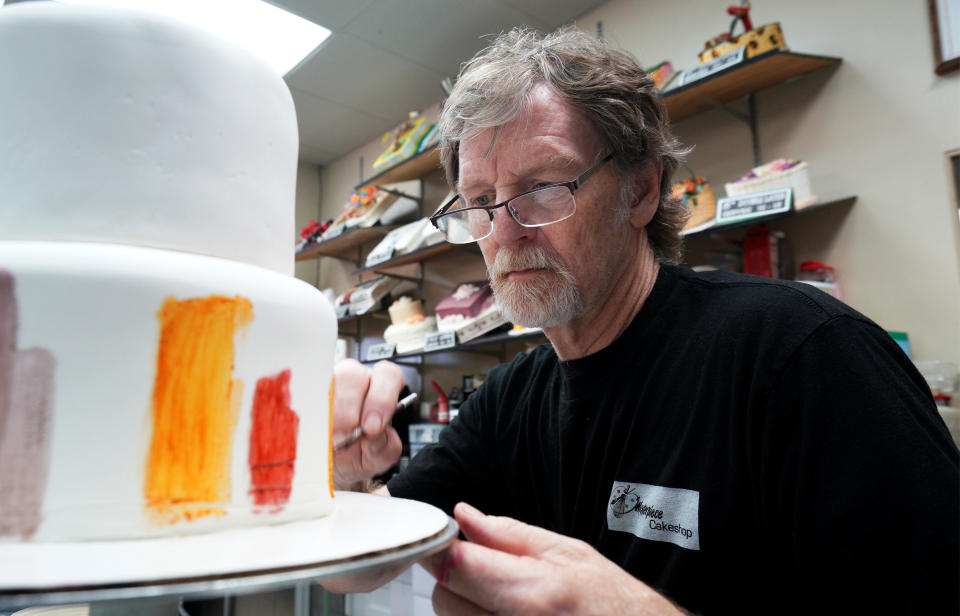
[629,159,662,229]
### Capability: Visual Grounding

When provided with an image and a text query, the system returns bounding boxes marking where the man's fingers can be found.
[454,502,560,557]
[319,561,409,594]
[432,582,494,616]
[361,360,405,436]
[421,537,534,613]
[360,426,402,475]
[332,359,370,439]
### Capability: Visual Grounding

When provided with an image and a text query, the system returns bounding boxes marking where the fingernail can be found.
[456,502,481,518]
[363,414,381,434]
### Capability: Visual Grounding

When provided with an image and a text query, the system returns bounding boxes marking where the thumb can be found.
[454,502,555,557]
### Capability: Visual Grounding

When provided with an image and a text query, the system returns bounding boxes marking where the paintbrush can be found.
[333,392,418,453]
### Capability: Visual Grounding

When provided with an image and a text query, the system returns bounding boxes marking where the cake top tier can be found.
[0,3,299,275]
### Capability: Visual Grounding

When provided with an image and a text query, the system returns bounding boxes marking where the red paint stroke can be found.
[248,369,299,510]
[0,270,56,540]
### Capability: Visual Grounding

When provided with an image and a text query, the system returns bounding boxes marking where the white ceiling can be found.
[274,0,608,166]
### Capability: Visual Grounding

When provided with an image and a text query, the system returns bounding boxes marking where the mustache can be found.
[489,245,565,281]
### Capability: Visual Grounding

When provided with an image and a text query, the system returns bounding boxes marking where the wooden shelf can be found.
[338,308,390,324]
[355,144,441,191]
[295,225,398,262]
[682,196,856,239]
[663,50,841,122]
[351,242,456,276]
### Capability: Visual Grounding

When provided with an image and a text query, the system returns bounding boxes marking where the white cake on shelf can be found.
[384,297,437,354]
[724,159,818,209]
[0,3,336,543]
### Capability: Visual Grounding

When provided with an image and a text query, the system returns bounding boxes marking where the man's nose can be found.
[490,204,533,245]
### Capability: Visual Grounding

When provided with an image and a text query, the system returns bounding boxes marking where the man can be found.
[330,27,959,615]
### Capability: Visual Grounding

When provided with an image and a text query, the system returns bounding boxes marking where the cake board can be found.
[0,493,456,612]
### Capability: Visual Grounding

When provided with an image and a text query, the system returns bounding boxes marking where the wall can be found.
[298,0,960,370]
[293,160,322,285]
[577,0,960,365]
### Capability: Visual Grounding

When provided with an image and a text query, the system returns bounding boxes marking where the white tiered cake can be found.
[0,3,336,542]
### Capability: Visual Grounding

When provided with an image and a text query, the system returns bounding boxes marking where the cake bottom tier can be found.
[0,241,336,542]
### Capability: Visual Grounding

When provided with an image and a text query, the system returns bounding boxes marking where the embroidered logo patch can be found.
[607,481,700,551]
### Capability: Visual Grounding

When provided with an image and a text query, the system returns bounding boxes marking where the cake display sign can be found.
[716,187,792,225]
[366,342,396,361]
[423,330,456,352]
[679,47,746,86]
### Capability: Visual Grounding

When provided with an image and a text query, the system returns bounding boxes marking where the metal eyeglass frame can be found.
[429,153,615,243]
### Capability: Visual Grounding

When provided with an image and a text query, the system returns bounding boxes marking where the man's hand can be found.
[332,359,404,491]
[421,503,687,616]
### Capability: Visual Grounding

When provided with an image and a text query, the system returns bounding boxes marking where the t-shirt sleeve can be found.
[755,314,959,613]
[386,371,505,516]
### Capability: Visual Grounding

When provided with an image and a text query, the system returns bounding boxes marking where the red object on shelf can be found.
[430,380,449,423]
[798,261,836,282]
[742,226,778,278]
[727,4,753,31]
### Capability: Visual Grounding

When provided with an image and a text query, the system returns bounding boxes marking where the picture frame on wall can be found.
[929,0,960,74]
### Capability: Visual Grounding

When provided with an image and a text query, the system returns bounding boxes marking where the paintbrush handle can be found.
[333,392,419,453]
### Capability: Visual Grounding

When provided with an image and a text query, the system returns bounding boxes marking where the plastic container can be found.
[914,361,959,395]
[795,261,835,283]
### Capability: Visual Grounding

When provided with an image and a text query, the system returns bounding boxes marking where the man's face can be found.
[457,83,629,328]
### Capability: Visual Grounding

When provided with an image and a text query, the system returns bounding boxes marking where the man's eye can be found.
[472,195,492,207]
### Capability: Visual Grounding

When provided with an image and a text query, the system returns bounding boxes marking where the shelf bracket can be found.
[697,92,761,167]
[375,185,423,203]
[369,271,425,283]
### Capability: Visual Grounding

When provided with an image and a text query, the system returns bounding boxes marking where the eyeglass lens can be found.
[442,185,575,243]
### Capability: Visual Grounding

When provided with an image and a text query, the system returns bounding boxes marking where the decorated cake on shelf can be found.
[725,158,817,208]
[373,111,437,172]
[383,297,437,354]
[364,214,446,268]
[436,282,508,343]
[321,186,419,240]
[0,3,337,542]
[672,175,718,233]
[333,276,408,319]
[698,4,786,63]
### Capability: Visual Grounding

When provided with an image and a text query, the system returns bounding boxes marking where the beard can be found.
[488,244,584,328]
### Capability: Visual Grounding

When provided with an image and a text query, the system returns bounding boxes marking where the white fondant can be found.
[0,4,298,275]
[0,242,336,542]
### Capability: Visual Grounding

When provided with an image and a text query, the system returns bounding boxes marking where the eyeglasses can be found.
[429,153,615,244]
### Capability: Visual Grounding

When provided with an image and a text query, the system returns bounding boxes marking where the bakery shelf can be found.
[663,49,841,122]
[355,144,441,191]
[338,308,390,324]
[295,225,398,262]
[388,328,547,361]
[682,195,856,239]
[351,242,457,276]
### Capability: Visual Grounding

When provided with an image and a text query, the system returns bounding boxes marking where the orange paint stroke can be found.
[328,378,335,498]
[144,295,253,526]
[248,369,299,511]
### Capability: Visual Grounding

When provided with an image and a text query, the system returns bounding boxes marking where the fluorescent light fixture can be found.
[55,0,330,76]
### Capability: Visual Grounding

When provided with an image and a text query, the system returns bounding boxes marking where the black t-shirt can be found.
[388,266,959,615]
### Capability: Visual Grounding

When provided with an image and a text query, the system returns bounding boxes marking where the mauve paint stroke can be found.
[0,270,56,540]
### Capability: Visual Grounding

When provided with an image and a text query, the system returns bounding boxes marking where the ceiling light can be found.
[55,0,330,76]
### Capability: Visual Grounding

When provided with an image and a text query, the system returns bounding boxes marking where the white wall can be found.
[300,0,960,367]
[293,160,322,286]
[577,0,960,366]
